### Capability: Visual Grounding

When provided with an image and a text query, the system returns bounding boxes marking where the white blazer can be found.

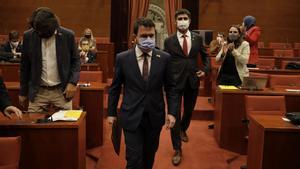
[216,41,250,82]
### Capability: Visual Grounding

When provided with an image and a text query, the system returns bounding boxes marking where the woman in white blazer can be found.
[216,25,250,86]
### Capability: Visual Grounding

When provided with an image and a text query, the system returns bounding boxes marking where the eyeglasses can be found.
[177,17,189,21]
[229,31,238,33]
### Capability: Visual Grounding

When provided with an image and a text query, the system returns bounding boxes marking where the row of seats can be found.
[258,42,300,49]
[249,73,300,88]
[256,58,300,69]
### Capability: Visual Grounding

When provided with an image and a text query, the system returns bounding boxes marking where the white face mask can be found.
[11,41,19,48]
[216,37,222,43]
[177,20,190,30]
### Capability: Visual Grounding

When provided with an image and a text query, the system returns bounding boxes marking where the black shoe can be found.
[208,123,214,129]
[172,149,182,166]
[180,131,188,142]
[240,164,247,169]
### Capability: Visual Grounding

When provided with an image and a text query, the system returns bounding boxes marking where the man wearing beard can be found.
[216,25,250,86]
[107,17,178,169]
[19,7,80,113]
[164,8,210,166]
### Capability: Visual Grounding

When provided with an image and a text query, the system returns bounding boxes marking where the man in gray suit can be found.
[19,7,80,112]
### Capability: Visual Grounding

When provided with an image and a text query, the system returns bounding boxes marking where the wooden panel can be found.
[0,112,86,169]
[248,114,300,169]
[0,0,111,37]
[199,0,300,44]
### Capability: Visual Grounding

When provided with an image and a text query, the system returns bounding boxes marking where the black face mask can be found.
[85,35,91,39]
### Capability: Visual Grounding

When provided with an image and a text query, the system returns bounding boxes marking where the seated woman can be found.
[209,32,225,56]
[0,30,22,62]
[78,28,97,53]
[78,37,96,64]
[216,25,250,86]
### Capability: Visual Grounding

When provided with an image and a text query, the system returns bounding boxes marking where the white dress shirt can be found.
[177,30,192,55]
[40,33,61,86]
[135,46,152,76]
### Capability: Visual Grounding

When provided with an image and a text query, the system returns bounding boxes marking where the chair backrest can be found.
[273,49,294,57]
[269,42,292,49]
[257,58,275,69]
[0,136,21,169]
[245,95,286,115]
[294,43,300,49]
[79,71,103,83]
[72,87,80,110]
[269,74,300,88]
[258,41,264,48]
[281,61,300,69]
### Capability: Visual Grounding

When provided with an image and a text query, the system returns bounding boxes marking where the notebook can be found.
[241,76,268,90]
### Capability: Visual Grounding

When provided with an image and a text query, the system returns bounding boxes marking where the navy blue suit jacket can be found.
[108,48,178,131]
[20,27,80,101]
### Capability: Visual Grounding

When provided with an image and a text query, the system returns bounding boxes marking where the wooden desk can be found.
[247,114,300,169]
[214,89,300,154]
[0,63,20,81]
[79,82,107,148]
[5,82,107,149]
[0,112,86,169]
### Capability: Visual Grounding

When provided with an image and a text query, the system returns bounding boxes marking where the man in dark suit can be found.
[0,77,22,119]
[107,17,178,169]
[19,7,80,112]
[0,30,22,62]
[164,8,211,165]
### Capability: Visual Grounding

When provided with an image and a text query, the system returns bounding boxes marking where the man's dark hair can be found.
[175,8,191,19]
[133,17,155,35]
[8,30,19,40]
[29,7,59,31]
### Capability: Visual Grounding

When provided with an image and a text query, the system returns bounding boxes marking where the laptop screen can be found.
[242,76,268,90]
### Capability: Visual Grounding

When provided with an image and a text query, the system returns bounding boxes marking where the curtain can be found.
[164,0,182,35]
[128,0,150,48]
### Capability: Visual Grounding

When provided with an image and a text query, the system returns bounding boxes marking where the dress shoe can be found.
[180,131,189,142]
[172,149,182,166]
[240,164,247,169]
[208,123,214,129]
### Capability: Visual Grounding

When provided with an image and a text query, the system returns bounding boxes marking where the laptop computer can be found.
[241,76,268,90]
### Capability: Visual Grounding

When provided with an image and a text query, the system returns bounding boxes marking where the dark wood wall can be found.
[0,0,110,37]
[198,0,300,44]
[1,0,300,44]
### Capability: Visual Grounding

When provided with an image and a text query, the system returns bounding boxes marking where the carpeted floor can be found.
[86,120,246,169]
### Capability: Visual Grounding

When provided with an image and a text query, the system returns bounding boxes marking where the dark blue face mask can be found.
[137,37,155,52]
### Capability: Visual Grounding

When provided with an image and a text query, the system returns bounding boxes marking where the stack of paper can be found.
[218,85,239,90]
[51,110,82,121]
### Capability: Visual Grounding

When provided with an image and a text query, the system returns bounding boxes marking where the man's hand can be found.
[107,116,117,125]
[19,95,27,108]
[165,114,176,130]
[3,106,22,119]
[196,70,205,78]
[63,83,77,99]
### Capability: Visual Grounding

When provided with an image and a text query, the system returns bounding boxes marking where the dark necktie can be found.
[182,34,188,56]
[142,53,149,81]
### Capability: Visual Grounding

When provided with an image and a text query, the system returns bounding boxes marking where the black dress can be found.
[217,51,242,86]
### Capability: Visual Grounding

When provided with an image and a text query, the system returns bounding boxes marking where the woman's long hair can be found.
[227,25,244,48]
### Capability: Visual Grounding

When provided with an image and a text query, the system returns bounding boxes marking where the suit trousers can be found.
[123,112,162,169]
[171,80,198,150]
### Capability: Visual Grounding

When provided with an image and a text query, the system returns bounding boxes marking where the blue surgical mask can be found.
[137,37,155,52]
